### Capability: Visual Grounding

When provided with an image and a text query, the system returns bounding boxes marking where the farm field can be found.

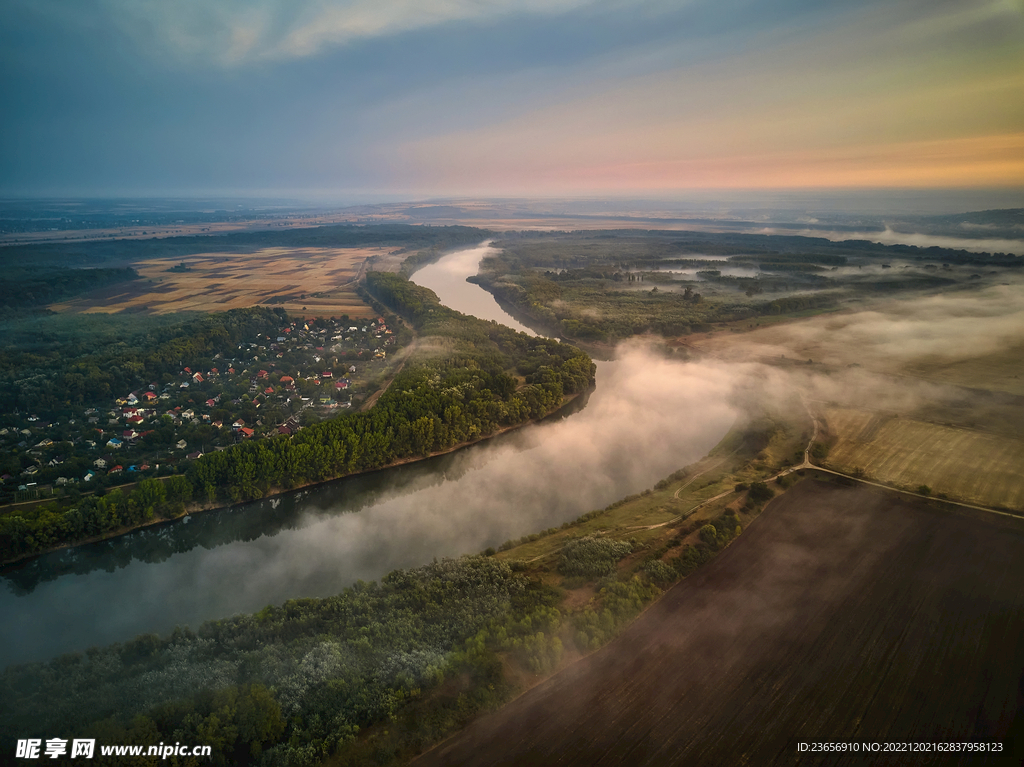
[49,246,386,316]
[902,342,1024,397]
[417,480,1024,766]
[822,407,1024,510]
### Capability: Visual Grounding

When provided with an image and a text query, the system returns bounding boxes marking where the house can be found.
[84,471,96,482]
[186,450,204,460]
[106,437,123,449]
[257,370,269,379]
[181,409,195,420]
[279,376,294,384]
[212,420,223,429]
[176,439,187,449]
[206,398,217,408]
[109,465,123,474]
[238,427,255,439]
[322,371,333,378]
[142,391,157,401]
[126,393,139,405]
[192,372,204,383]
[232,420,245,430]
[277,424,293,436]
[264,387,274,395]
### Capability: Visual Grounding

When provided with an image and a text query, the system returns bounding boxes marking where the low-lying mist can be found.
[4,346,749,667]
[707,278,1024,372]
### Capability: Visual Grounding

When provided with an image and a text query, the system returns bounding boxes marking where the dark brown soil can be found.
[417,480,1024,766]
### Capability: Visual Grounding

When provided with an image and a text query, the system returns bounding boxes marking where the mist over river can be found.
[0,243,738,668]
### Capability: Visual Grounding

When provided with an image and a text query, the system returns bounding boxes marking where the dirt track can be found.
[417,480,1024,765]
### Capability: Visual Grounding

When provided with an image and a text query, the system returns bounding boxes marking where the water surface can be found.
[0,243,737,667]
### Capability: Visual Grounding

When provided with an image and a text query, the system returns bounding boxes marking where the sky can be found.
[1,0,1022,199]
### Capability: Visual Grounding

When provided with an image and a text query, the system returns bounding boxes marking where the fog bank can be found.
[1,347,746,667]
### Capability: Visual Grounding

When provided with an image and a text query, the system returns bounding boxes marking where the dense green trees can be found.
[0,274,595,562]
[0,307,283,415]
[557,536,635,579]
[0,557,553,766]
[0,267,138,312]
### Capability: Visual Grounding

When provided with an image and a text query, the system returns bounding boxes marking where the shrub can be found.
[643,559,677,585]
[748,481,774,503]
[557,536,633,579]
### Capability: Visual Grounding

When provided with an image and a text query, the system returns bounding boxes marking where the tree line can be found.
[0,274,595,561]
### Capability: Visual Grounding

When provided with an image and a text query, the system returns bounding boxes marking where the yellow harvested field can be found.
[902,344,1024,397]
[822,407,1024,511]
[50,247,384,317]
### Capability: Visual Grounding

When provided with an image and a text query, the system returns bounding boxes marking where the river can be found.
[0,242,738,668]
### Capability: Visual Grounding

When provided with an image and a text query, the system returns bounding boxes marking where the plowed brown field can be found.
[418,480,1024,766]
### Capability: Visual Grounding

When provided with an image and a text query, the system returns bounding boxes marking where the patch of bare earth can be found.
[417,480,1024,766]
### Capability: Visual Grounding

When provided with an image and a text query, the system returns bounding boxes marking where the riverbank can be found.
[0,387,592,568]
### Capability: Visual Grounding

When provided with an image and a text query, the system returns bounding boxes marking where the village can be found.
[0,314,402,502]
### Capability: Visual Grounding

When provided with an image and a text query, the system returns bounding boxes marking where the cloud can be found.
[92,0,600,65]
[376,0,1024,193]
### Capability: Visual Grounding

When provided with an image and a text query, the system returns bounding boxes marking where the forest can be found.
[0,273,594,562]
[0,492,746,767]
[0,266,138,313]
